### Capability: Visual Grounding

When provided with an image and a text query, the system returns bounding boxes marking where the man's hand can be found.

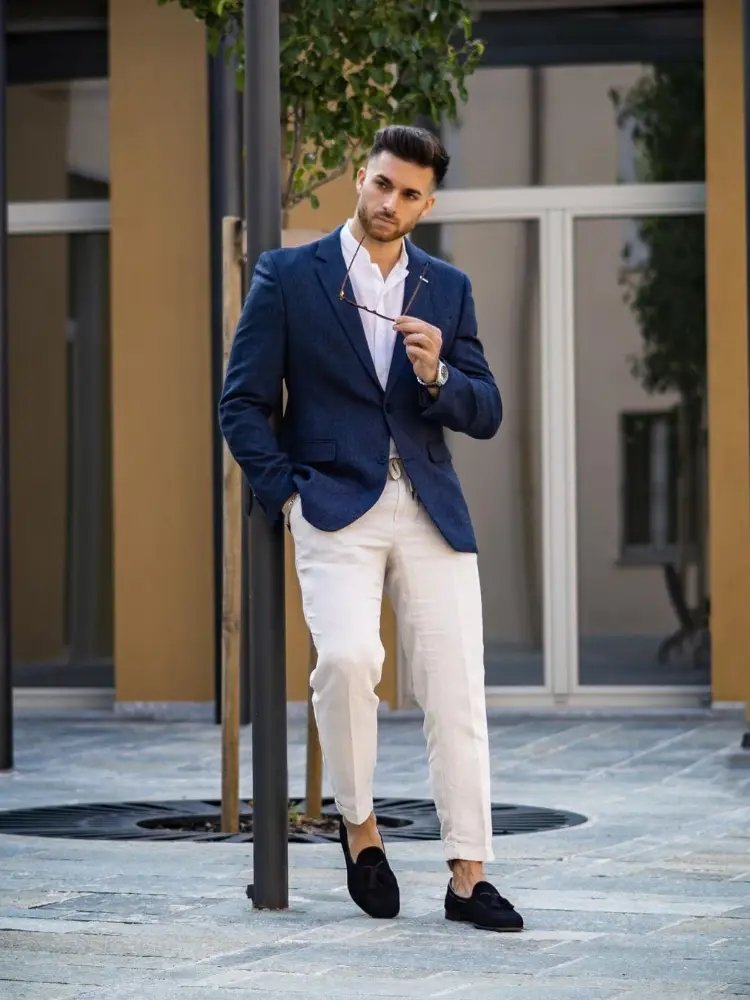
[394,316,442,385]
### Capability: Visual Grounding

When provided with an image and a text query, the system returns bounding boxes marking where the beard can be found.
[356,202,413,244]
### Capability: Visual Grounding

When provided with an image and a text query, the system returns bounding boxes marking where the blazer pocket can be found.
[296,439,337,463]
[427,439,451,463]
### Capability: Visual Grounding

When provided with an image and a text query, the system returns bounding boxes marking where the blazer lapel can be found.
[384,239,432,397]
[314,228,381,391]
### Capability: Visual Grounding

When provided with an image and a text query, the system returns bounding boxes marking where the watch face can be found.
[437,361,449,386]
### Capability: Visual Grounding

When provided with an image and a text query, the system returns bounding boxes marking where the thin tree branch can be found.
[282,109,305,212]
[287,142,362,208]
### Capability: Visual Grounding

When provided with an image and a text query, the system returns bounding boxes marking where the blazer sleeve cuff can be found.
[417,362,471,419]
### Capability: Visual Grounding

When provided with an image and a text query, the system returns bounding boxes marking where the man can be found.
[220,125,523,932]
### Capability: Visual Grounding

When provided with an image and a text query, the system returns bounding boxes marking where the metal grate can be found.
[0,797,586,843]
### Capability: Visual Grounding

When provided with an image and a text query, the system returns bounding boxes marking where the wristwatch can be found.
[417,359,449,390]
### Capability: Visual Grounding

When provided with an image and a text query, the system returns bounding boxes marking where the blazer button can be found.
[385,402,393,414]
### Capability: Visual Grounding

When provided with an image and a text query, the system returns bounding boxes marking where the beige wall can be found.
[110,0,214,702]
[7,86,69,661]
[704,0,750,703]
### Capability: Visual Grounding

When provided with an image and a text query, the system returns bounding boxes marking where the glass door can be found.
[413,220,545,692]
[572,209,709,698]
[415,183,706,708]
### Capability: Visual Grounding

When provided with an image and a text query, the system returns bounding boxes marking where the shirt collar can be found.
[341,219,409,274]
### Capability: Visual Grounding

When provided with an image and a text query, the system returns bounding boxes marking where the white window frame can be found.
[9,200,109,235]
[416,182,708,709]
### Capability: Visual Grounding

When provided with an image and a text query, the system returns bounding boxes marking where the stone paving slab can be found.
[0,710,749,998]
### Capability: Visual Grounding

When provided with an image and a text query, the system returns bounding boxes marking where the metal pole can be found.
[0,0,13,772]
[743,0,750,751]
[209,41,249,726]
[243,0,288,909]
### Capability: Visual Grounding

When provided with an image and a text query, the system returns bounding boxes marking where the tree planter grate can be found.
[0,797,586,843]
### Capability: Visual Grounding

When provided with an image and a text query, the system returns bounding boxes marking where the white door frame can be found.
[419,183,708,709]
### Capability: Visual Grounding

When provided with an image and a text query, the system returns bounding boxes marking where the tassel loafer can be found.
[339,815,400,919]
[445,879,524,932]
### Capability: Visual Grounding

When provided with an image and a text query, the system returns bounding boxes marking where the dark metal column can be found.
[0,0,13,772]
[209,40,249,726]
[243,0,288,909]
[69,234,111,666]
[743,0,750,752]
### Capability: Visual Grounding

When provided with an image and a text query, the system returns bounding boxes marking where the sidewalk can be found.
[1,708,749,999]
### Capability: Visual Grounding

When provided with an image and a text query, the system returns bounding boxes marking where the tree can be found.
[612,65,706,405]
[158,0,483,213]
[612,65,708,665]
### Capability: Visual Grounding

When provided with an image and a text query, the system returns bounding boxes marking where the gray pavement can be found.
[0,707,749,998]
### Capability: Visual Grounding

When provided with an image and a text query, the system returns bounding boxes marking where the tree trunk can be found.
[221,217,244,833]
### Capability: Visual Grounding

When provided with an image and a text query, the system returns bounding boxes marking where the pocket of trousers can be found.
[285,494,301,533]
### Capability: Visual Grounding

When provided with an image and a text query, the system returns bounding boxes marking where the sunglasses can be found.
[338,233,430,322]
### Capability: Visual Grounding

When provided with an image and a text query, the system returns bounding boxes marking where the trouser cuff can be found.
[443,840,495,863]
[335,798,374,826]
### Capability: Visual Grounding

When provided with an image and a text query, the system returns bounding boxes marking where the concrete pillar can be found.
[704,0,750,705]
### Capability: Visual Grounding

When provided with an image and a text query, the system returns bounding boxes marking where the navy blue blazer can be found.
[219,225,501,553]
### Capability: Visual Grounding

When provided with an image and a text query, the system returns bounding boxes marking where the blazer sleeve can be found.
[418,273,502,440]
[219,251,296,522]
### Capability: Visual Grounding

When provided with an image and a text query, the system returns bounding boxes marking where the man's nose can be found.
[382,194,397,213]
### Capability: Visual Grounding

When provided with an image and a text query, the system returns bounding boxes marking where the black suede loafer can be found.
[445,880,524,932]
[339,816,400,919]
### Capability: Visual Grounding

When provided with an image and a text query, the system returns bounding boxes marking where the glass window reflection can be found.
[7,80,109,201]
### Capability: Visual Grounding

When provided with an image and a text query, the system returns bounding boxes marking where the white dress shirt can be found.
[340,220,409,388]
[340,220,408,457]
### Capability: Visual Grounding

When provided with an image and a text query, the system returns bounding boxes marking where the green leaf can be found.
[418,71,432,96]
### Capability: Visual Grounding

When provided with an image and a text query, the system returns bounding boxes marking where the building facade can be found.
[6,0,750,715]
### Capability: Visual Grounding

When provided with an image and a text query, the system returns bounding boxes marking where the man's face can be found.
[355,151,436,243]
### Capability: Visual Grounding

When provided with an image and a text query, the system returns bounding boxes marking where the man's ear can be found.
[419,194,437,223]
[355,166,367,194]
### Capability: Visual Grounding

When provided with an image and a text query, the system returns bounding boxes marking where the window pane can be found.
[414,220,544,687]
[622,414,652,547]
[9,233,113,687]
[7,80,109,201]
[444,63,704,187]
[575,216,709,687]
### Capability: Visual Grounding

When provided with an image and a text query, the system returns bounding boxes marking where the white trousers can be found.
[290,460,494,862]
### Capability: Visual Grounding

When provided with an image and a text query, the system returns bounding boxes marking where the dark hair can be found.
[368,125,450,188]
